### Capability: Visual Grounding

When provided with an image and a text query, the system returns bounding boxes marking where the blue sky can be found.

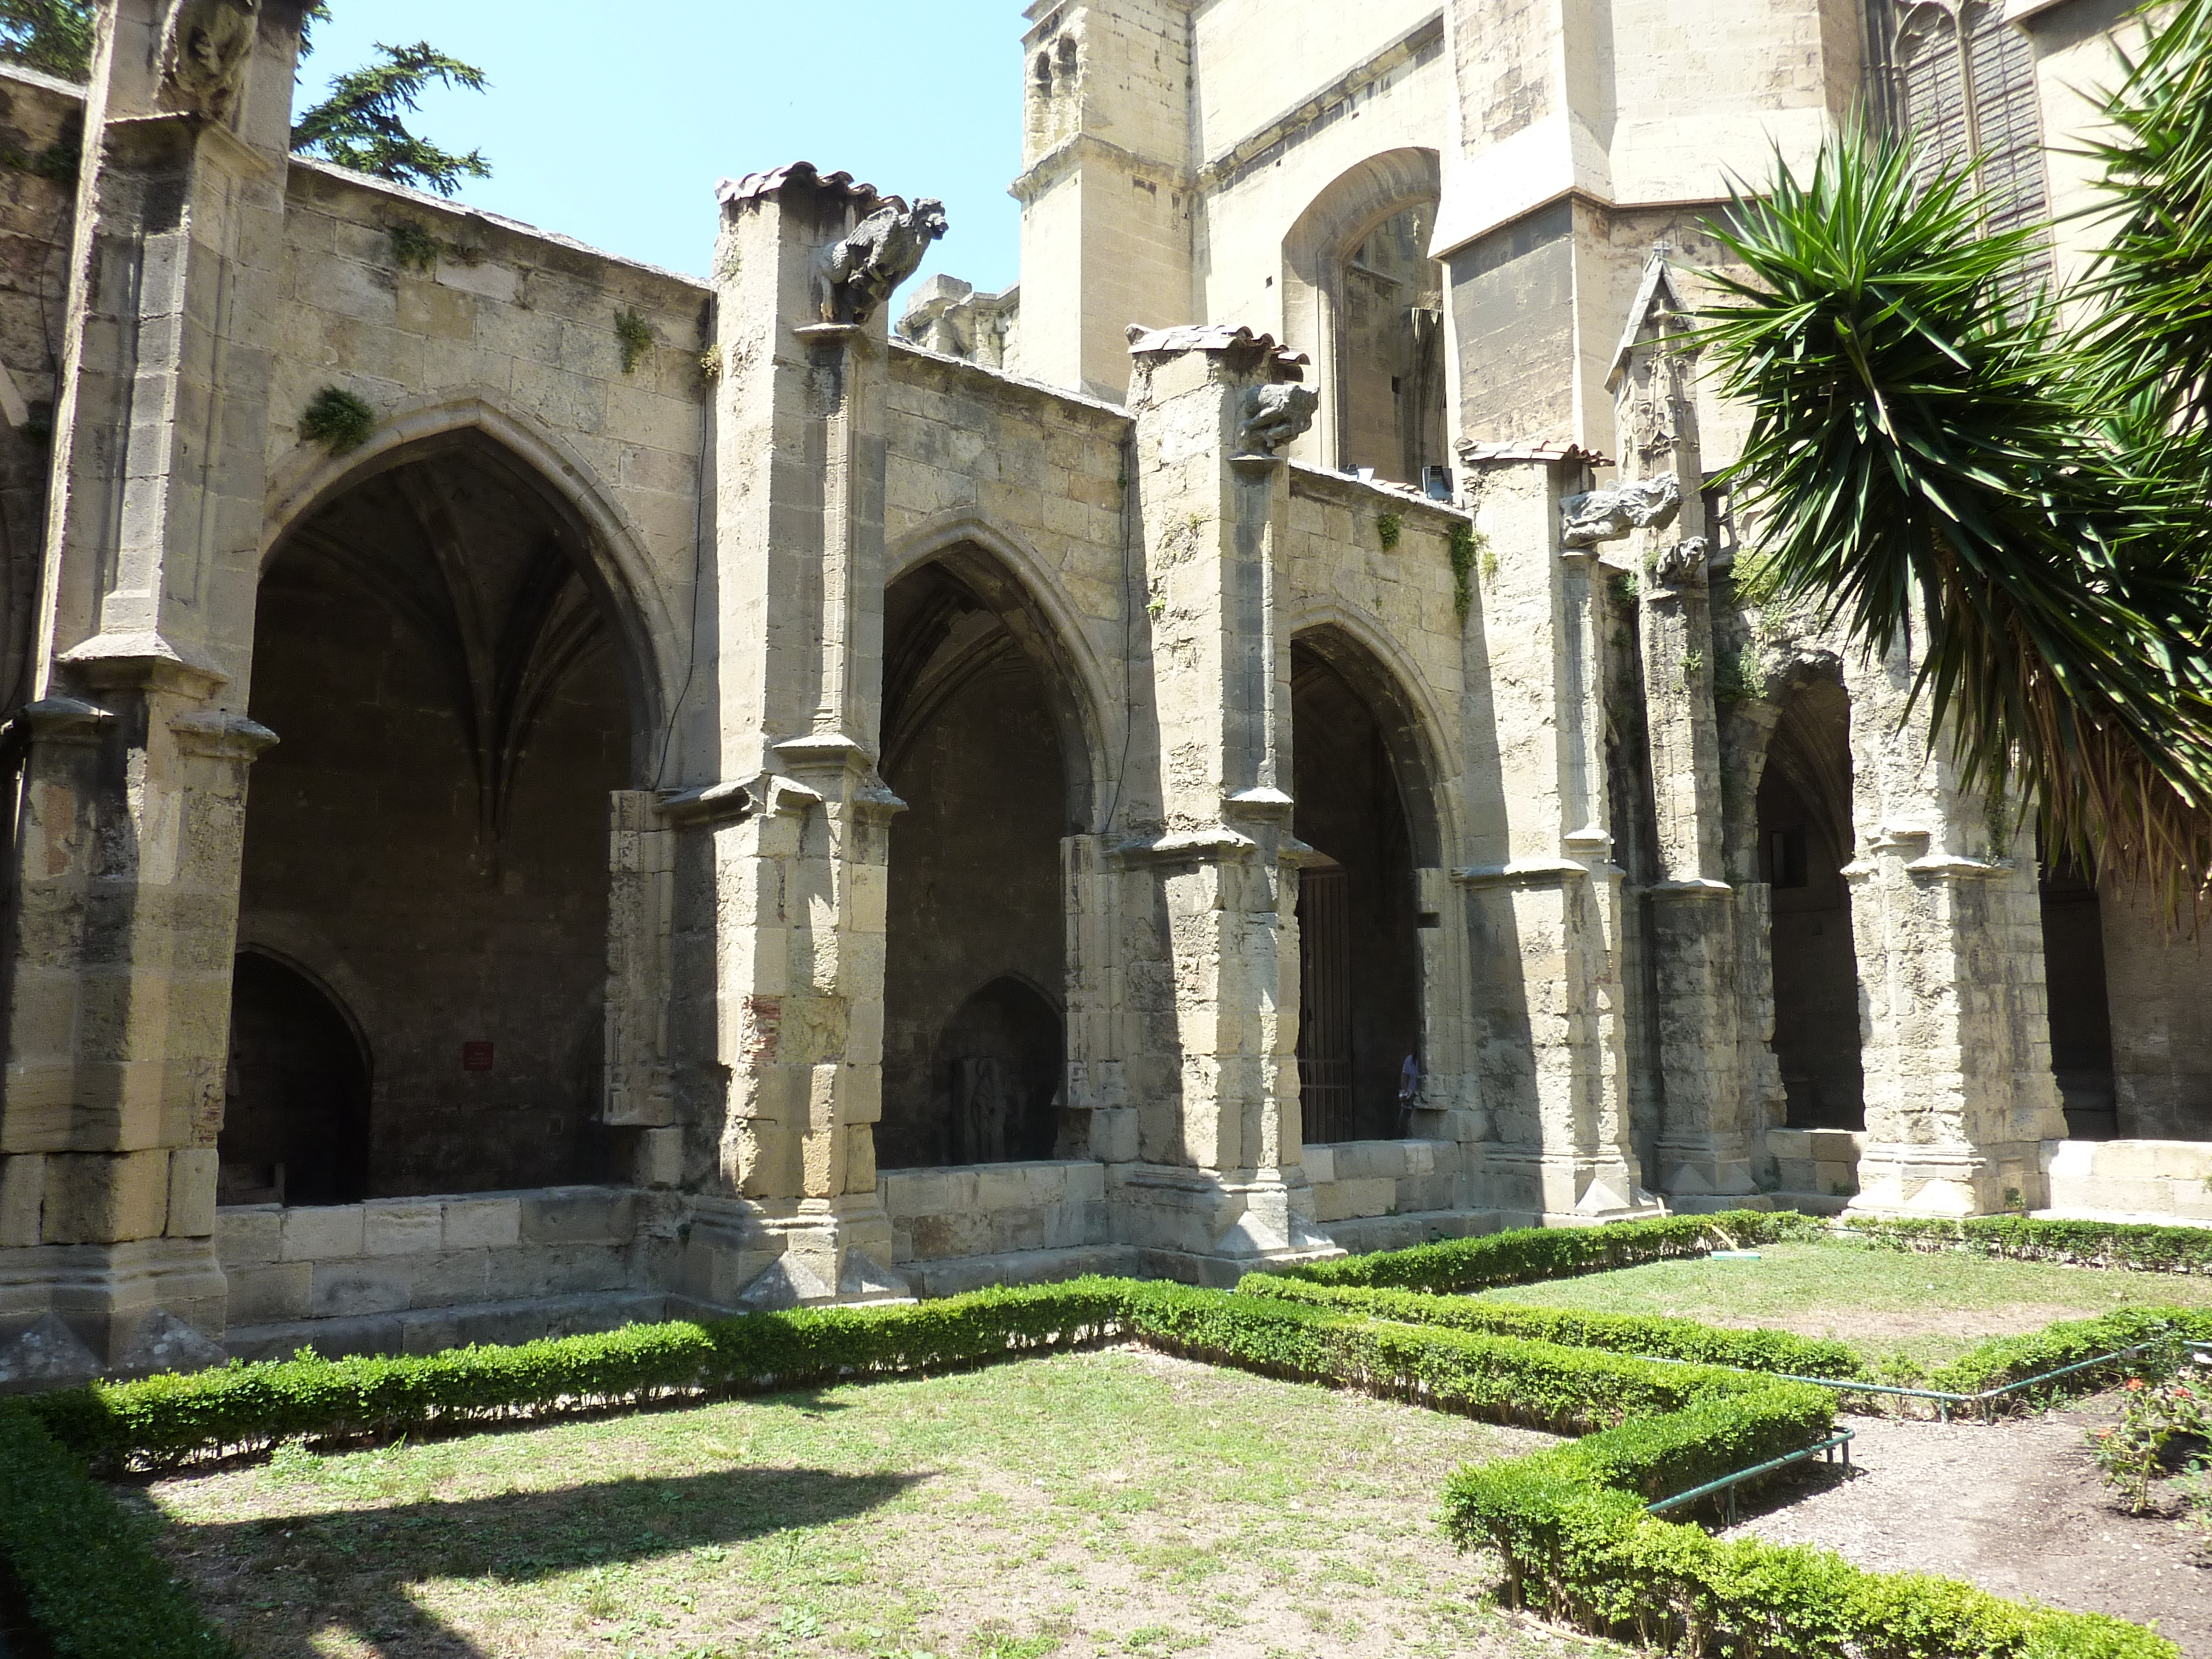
[300,2,1027,292]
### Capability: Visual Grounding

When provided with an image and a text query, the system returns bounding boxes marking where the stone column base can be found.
[1843,1140,2051,1219]
[1108,1164,1343,1287]
[674,1194,907,1311]
[0,1235,228,1379]
[1654,1139,1762,1205]
[1478,1151,1667,1227]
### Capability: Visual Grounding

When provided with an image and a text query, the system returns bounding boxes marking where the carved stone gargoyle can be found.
[1654,535,1709,586]
[1560,475,1681,548]
[1237,383,1319,455]
[161,0,261,121]
[820,195,949,326]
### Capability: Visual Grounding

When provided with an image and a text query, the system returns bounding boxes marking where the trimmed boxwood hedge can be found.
[1845,1214,2212,1275]
[1261,1208,1822,1293]
[1446,1424,2169,1658]
[0,1410,233,1659]
[24,1277,1130,1468]
[1236,1274,1868,1378]
[1923,1305,2212,1398]
[2,1229,2194,1659]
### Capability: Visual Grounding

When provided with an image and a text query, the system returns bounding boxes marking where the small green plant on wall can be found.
[1713,646,1758,704]
[1448,523,1489,623]
[299,386,376,456]
[615,308,656,374]
[386,221,443,274]
[1376,512,1403,551]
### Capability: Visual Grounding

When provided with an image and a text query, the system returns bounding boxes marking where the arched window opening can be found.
[1339,202,1446,485]
[240,435,634,1198]
[879,557,1071,1169]
[1876,0,2051,283]
[1290,639,1423,1142]
[1757,679,1865,1129]
[218,953,370,1207]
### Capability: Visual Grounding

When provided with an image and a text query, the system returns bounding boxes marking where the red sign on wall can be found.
[461,1041,495,1073]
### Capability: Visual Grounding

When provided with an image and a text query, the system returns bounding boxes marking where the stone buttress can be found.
[1456,444,1661,1226]
[0,0,312,1368]
[1108,326,1339,1282]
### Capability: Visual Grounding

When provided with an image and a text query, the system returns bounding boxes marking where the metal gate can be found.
[1296,860,1353,1143]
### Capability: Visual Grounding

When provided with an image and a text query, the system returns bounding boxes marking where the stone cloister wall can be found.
[4,0,2209,1387]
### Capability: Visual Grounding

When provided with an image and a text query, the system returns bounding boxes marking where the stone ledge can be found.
[900,1243,1141,1300]
[225,1290,669,1362]
[1312,1208,1504,1258]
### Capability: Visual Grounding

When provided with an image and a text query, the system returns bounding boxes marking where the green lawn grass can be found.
[1469,1238,2212,1370]
[135,1346,1623,1659]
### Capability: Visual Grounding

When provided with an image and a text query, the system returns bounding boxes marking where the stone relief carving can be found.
[1654,535,1709,586]
[820,195,949,326]
[1236,383,1319,454]
[1559,474,1681,547]
[161,0,261,121]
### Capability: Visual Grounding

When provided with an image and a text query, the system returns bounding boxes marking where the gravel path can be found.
[1724,1403,2210,1656]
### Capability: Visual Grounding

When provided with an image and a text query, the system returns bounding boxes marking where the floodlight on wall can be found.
[1422,465,1453,501]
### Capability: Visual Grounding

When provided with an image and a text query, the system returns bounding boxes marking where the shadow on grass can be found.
[149,1464,925,1657]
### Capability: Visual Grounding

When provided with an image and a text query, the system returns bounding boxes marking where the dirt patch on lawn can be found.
[1726,1398,2210,1657]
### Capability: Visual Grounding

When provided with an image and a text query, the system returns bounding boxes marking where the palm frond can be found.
[1695,129,2212,919]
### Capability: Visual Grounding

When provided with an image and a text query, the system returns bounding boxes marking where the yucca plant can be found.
[1696,0,2212,919]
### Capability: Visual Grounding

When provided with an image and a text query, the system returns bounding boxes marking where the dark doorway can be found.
[1757,679,1865,1128]
[935,977,1064,1164]
[240,436,632,1197]
[1290,640,1423,1142]
[218,953,370,1207]
[879,558,1070,1168]
[2040,847,2117,1138]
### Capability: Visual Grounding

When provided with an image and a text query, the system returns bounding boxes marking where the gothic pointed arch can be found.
[263,392,681,775]
[241,411,645,1196]
[1280,148,1446,480]
[885,512,1113,828]
[1288,620,1441,1142]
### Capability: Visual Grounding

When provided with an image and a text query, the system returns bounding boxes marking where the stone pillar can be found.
[603,791,679,1188]
[670,165,919,1309]
[1842,648,2067,1217]
[1110,326,1336,1283]
[0,0,309,1365]
[1612,260,1760,1207]
[1458,450,1660,1225]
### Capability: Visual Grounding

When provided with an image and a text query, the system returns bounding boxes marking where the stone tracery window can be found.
[1875,0,2053,281]
[1338,202,1447,484]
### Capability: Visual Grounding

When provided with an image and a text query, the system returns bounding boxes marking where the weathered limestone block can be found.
[42,1152,171,1244]
[223,1261,312,1325]
[216,1207,282,1266]
[362,1202,444,1257]
[165,1150,219,1238]
[0,1156,42,1248]
[519,1187,636,1247]
[443,1197,522,1251]
[280,1205,363,1261]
